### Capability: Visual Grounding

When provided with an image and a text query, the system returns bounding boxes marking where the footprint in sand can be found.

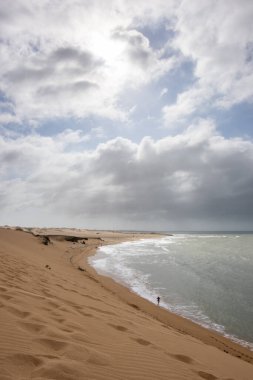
[0,294,13,301]
[128,303,140,310]
[18,321,45,334]
[7,353,43,367]
[78,311,94,318]
[69,303,82,311]
[70,289,79,294]
[197,371,218,380]
[69,332,95,344]
[170,354,194,364]
[32,361,85,380]
[64,322,86,332]
[35,338,68,352]
[5,306,31,319]
[41,289,52,298]
[50,317,66,324]
[38,354,59,360]
[58,326,73,333]
[134,338,151,346]
[87,348,112,366]
[49,311,63,318]
[58,306,69,312]
[47,300,61,308]
[109,324,128,332]
[5,353,44,378]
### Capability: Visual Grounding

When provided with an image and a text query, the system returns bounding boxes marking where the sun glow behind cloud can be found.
[1,0,253,229]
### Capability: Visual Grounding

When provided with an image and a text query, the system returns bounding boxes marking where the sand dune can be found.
[0,227,252,380]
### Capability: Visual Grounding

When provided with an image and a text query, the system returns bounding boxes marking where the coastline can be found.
[86,235,253,353]
[0,227,252,380]
[79,236,253,364]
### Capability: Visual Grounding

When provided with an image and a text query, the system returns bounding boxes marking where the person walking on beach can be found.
[157,296,160,306]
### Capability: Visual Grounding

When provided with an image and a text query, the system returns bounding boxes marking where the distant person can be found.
[157,296,160,306]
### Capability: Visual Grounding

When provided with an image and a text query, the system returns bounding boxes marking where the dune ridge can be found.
[0,227,252,380]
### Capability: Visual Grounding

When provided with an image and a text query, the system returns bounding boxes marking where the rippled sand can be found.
[0,227,252,380]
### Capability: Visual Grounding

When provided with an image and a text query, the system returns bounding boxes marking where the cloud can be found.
[1,0,253,231]
[112,28,155,69]
[1,1,252,126]
[1,44,109,120]
[163,0,253,124]
[163,85,214,125]
[0,113,20,124]
[0,101,19,124]
[1,119,253,230]
[0,0,177,123]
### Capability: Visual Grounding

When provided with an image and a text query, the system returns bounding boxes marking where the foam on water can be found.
[89,234,253,350]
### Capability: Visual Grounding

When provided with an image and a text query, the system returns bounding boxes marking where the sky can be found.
[1,0,253,231]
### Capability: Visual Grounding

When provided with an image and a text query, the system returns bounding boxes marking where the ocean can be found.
[89,233,253,350]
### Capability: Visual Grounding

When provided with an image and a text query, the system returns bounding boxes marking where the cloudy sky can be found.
[1,0,253,231]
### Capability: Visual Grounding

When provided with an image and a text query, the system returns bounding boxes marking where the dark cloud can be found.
[2,149,24,163]
[5,67,52,84]
[0,1,177,121]
[0,0,253,230]
[1,45,105,119]
[5,47,102,85]
[50,47,103,69]
[128,48,151,68]
[37,80,99,97]
[1,122,253,230]
[0,1,32,29]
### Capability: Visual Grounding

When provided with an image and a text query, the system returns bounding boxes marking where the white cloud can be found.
[163,0,253,124]
[163,86,214,125]
[57,129,90,146]
[1,120,253,230]
[1,0,253,231]
[1,1,252,126]
[0,0,177,123]
[0,113,20,124]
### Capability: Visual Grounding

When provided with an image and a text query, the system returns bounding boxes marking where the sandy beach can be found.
[0,227,252,380]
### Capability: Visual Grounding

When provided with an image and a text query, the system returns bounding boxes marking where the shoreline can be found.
[77,235,253,364]
[87,235,253,353]
[1,227,253,380]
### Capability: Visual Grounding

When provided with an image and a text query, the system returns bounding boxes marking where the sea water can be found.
[89,233,253,349]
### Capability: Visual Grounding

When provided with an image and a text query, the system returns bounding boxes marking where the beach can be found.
[0,227,252,380]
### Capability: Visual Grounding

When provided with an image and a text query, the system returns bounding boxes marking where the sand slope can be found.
[0,227,252,380]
